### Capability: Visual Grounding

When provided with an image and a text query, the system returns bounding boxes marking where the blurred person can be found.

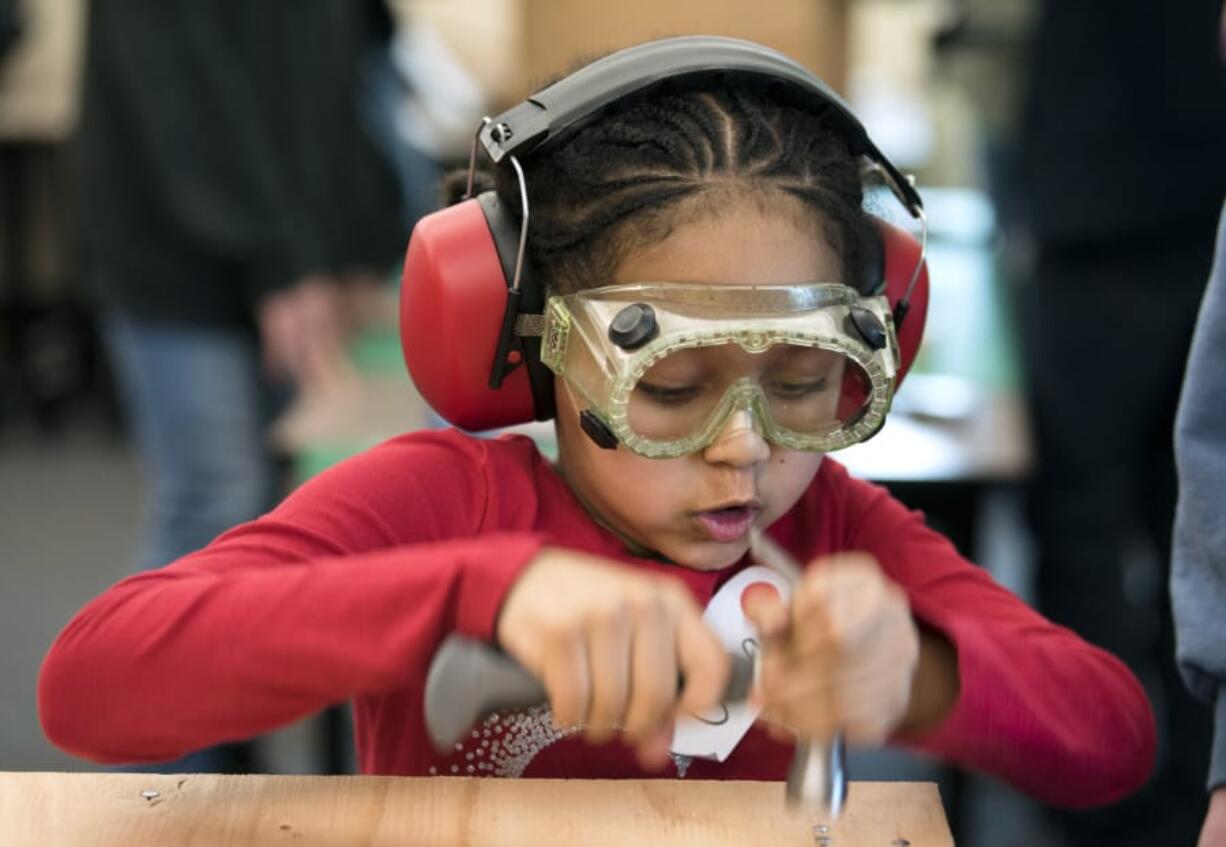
[1173,202,1226,847]
[1017,1,1226,843]
[73,0,405,771]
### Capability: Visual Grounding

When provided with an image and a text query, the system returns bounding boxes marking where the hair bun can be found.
[440,168,496,207]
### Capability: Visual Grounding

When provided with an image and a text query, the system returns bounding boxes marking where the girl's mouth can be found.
[695,505,760,543]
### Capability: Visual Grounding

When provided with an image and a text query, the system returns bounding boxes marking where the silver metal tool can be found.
[424,635,757,753]
[749,527,848,819]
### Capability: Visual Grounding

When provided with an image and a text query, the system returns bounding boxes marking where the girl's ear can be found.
[875,219,929,389]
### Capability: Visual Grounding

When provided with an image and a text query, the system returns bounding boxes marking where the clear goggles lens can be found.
[626,343,872,443]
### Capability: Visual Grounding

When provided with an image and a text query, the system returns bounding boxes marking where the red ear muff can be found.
[875,219,929,388]
[400,198,538,431]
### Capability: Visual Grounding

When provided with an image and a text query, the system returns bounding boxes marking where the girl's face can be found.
[554,198,843,570]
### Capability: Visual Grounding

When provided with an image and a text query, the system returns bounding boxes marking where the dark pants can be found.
[1020,233,1213,844]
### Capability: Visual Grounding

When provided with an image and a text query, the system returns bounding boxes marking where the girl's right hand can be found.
[495,547,730,768]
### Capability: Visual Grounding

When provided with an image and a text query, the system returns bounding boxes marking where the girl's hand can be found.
[743,552,921,746]
[496,547,730,768]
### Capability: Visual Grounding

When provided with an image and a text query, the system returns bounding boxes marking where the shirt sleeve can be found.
[831,469,1156,808]
[1172,203,1226,792]
[38,432,545,764]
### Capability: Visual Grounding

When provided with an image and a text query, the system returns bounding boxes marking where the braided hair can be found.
[446,76,879,296]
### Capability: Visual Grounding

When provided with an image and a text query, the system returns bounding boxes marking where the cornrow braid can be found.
[450,76,880,296]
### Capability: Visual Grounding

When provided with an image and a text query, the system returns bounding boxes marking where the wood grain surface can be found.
[0,773,953,846]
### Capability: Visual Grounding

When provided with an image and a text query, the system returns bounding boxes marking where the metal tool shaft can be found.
[749,528,848,819]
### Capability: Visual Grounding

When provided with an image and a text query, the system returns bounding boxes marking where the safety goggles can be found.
[539,283,900,458]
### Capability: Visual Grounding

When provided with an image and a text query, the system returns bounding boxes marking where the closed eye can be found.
[635,381,703,405]
[765,379,829,399]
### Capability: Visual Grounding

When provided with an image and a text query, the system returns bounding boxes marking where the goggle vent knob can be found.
[608,303,659,350]
[848,306,888,351]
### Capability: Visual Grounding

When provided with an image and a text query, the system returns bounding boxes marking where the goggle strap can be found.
[514,313,546,337]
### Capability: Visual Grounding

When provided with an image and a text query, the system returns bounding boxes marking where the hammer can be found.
[423,534,847,820]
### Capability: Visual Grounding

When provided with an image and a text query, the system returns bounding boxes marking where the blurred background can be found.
[1,1,1223,845]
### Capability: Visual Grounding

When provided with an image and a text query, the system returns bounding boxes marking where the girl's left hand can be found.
[743,552,920,746]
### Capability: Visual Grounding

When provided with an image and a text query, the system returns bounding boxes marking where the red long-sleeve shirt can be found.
[39,429,1154,806]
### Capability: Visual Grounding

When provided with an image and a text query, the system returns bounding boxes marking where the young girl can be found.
[40,37,1154,807]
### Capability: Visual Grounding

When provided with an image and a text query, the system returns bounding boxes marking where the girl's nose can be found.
[701,408,771,468]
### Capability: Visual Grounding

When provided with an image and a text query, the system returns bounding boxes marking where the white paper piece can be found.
[670,566,793,762]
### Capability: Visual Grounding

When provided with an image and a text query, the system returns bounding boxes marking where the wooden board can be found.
[0,773,953,846]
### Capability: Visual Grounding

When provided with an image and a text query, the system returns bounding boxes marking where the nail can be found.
[140,790,159,800]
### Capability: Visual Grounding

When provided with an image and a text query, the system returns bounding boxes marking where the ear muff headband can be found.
[400,35,929,434]
[879,220,929,387]
[476,36,922,213]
